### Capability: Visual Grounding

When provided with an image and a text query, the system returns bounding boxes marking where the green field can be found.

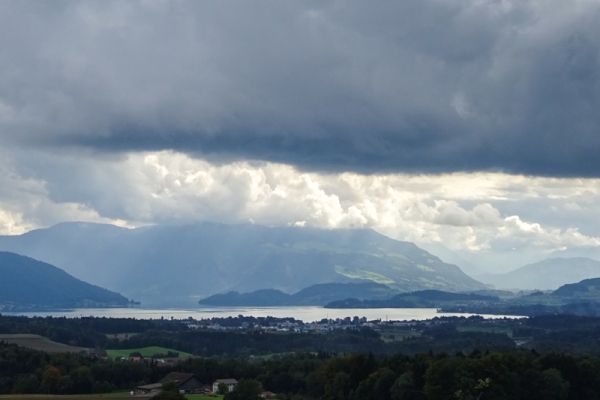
[106,346,193,359]
[378,328,420,342]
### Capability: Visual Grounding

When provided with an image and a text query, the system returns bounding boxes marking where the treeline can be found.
[158,350,600,399]
[0,315,184,348]
[267,350,600,400]
[105,327,517,357]
[6,339,600,400]
[0,341,169,394]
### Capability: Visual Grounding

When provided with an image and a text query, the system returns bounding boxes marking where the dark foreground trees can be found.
[3,339,600,399]
[6,312,600,399]
[224,379,262,400]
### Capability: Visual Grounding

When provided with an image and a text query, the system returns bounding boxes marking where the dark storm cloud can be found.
[1,0,600,176]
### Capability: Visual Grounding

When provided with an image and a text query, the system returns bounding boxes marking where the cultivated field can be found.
[106,346,193,359]
[0,334,88,353]
[378,328,420,343]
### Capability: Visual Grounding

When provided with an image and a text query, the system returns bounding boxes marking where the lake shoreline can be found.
[3,306,524,322]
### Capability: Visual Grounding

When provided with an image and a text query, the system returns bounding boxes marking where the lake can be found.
[5,306,522,322]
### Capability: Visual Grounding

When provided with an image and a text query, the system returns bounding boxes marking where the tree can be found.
[11,374,39,394]
[391,371,423,400]
[218,382,228,395]
[41,366,61,394]
[324,372,351,400]
[224,379,262,400]
[352,368,397,400]
[538,369,569,400]
[73,366,94,394]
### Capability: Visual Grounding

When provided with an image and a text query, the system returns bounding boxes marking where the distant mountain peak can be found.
[478,257,600,290]
[0,222,485,304]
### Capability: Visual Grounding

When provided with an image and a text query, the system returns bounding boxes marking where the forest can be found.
[3,314,600,398]
[1,341,599,400]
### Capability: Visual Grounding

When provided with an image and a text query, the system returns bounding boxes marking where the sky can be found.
[1,0,600,273]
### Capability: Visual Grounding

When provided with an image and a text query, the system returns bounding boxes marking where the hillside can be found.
[477,257,600,290]
[0,222,485,303]
[325,290,497,308]
[199,282,399,306]
[552,278,600,298]
[0,252,129,308]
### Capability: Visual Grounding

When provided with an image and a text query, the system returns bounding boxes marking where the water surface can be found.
[6,306,521,322]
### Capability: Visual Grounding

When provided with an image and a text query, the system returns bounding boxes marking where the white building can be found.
[212,378,238,393]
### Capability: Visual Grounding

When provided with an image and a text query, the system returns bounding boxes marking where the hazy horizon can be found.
[3,220,600,278]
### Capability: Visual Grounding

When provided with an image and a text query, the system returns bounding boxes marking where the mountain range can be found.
[477,257,600,290]
[0,222,485,304]
[0,251,129,308]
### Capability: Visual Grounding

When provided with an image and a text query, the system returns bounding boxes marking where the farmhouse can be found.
[212,378,238,393]
[160,372,206,393]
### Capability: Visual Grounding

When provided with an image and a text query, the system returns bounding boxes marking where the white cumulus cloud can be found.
[1,150,600,271]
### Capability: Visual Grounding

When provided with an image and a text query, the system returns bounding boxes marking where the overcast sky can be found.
[1,0,600,272]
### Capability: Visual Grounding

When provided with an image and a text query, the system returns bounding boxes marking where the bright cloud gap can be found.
[1,150,599,272]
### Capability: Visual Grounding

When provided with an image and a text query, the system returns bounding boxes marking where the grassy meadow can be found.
[106,346,193,359]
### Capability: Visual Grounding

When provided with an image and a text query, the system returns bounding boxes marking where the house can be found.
[155,358,178,368]
[261,390,277,398]
[212,378,238,393]
[159,372,206,394]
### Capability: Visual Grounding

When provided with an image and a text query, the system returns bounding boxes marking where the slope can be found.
[477,257,600,290]
[0,251,129,308]
[0,222,486,303]
[552,277,600,299]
